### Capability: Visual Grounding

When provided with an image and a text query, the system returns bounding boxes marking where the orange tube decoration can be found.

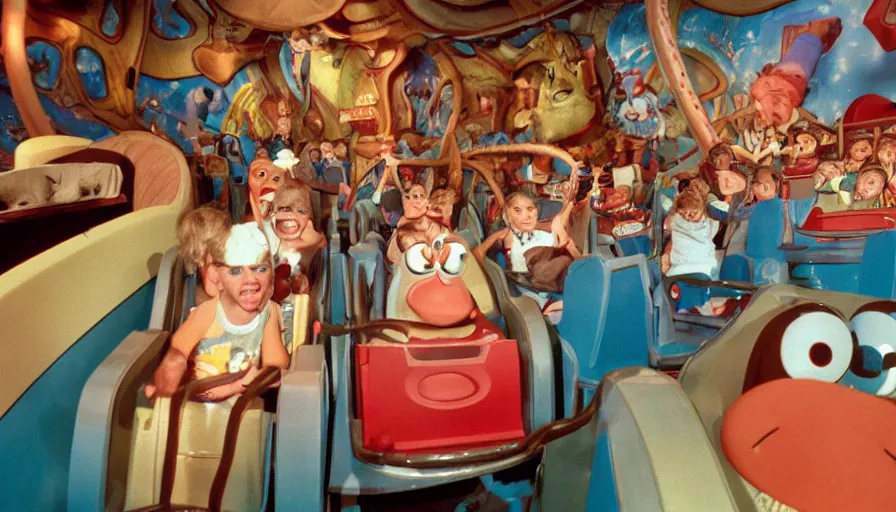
[645,0,718,155]
[1,0,55,137]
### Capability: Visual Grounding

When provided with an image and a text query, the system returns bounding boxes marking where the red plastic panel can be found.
[865,0,896,53]
[355,338,526,453]
[801,206,896,232]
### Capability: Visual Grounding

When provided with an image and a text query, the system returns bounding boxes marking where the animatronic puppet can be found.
[145,222,288,403]
[610,71,666,167]
[783,130,820,177]
[817,164,887,211]
[263,182,325,303]
[246,156,287,223]
[385,179,447,267]
[732,17,843,164]
[388,234,501,333]
[704,143,748,218]
[721,300,896,512]
[842,133,874,173]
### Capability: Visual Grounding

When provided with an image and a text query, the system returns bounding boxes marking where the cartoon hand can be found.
[372,190,382,205]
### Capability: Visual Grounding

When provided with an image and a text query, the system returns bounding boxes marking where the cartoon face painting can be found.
[722,301,896,512]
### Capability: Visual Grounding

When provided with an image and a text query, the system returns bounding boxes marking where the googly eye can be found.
[780,311,852,382]
[441,242,467,276]
[405,243,434,275]
[849,311,896,396]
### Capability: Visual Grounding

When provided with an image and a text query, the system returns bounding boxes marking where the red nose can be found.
[407,274,475,326]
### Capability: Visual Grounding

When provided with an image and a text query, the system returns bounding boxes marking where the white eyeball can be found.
[780,311,852,382]
[441,242,467,276]
[405,243,434,275]
[851,311,896,396]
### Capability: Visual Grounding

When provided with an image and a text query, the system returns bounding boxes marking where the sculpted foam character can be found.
[751,167,780,203]
[844,135,874,173]
[146,223,288,403]
[750,18,842,130]
[247,157,287,223]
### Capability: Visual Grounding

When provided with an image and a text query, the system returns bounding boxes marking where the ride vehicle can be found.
[0,132,192,512]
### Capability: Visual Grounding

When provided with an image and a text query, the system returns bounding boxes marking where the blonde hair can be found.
[177,205,232,271]
[505,191,537,210]
[674,190,704,211]
[687,177,710,198]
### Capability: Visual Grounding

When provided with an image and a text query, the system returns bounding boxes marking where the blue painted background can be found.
[0,280,155,512]
[607,0,895,126]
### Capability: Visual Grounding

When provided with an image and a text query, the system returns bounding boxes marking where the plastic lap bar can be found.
[128,367,280,512]
[663,274,758,299]
[352,379,606,469]
[355,337,526,454]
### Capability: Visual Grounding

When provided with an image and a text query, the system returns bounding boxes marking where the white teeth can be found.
[283,220,297,228]
[260,192,275,202]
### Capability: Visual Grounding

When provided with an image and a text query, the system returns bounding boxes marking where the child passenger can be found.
[661,191,720,279]
[177,205,231,304]
[145,222,289,402]
[474,191,580,294]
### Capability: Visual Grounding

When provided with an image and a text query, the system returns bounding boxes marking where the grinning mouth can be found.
[275,218,302,239]
[752,426,779,451]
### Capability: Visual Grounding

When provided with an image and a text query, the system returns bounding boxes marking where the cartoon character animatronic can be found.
[246,156,287,223]
[843,134,874,173]
[721,300,896,512]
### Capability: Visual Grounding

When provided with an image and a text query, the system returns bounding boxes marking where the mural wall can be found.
[2,0,896,220]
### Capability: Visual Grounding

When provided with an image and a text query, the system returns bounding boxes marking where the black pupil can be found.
[810,342,833,367]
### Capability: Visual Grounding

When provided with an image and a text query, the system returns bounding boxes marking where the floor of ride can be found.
[353,458,540,511]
